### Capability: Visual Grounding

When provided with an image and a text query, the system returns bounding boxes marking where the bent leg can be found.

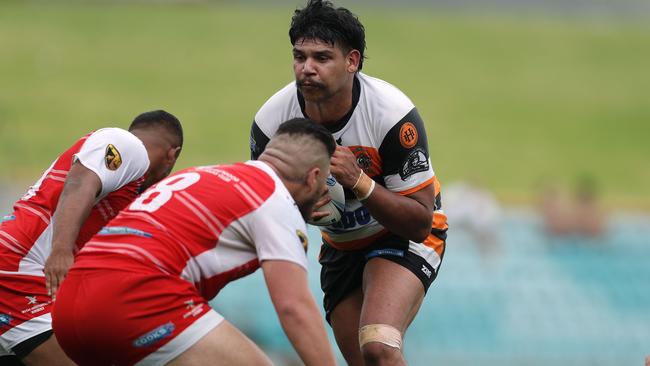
[359,257,425,366]
[20,333,76,366]
[166,320,272,366]
[329,289,364,366]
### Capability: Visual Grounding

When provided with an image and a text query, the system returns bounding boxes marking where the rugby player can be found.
[0,110,183,365]
[52,118,337,366]
[250,1,448,364]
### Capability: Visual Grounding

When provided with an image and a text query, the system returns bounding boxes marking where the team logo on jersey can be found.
[349,146,382,177]
[105,144,122,171]
[399,148,429,180]
[133,322,175,348]
[297,229,308,253]
[399,122,418,149]
[0,313,11,328]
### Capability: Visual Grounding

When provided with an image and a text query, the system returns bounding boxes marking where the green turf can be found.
[1,2,648,208]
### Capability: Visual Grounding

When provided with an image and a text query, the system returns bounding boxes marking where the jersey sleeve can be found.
[250,120,270,160]
[378,107,435,195]
[73,128,150,198]
[246,192,309,270]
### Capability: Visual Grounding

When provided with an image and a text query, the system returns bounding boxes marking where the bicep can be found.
[64,161,102,198]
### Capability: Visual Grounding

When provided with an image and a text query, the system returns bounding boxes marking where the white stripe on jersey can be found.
[13,203,50,225]
[84,241,171,275]
[177,192,225,232]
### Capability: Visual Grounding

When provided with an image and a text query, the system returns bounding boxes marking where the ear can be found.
[346,49,361,73]
[305,166,321,193]
[167,146,182,162]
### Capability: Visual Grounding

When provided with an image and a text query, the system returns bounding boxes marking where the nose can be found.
[302,57,316,75]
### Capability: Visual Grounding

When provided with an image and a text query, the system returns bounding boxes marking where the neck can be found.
[259,154,301,199]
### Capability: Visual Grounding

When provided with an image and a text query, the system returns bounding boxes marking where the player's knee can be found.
[358,324,403,365]
[361,342,402,365]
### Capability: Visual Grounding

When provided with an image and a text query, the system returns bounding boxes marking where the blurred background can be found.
[1,0,648,365]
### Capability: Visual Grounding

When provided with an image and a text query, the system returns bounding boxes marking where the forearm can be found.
[277,296,336,366]
[361,183,433,243]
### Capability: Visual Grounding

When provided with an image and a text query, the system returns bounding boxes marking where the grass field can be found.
[1,2,649,208]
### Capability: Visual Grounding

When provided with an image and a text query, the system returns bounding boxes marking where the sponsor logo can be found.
[399,148,429,180]
[297,229,309,253]
[332,206,372,229]
[421,265,432,278]
[1,214,16,223]
[133,322,175,348]
[105,144,122,170]
[98,226,153,238]
[399,122,418,149]
[183,300,204,319]
[20,296,51,315]
[365,248,405,260]
[0,313,11,328]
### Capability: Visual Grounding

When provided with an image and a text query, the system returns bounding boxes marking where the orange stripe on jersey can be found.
[433,211,448,231]
[322,228,389,251]
[398,176,435,196]
[423,233,445,257]
[425,210,448,256]
[347,146,382,178]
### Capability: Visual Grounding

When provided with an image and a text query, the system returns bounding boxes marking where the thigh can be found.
[21,333,75,366]
[329,289,364,366]
[319,243,365,323]
[360,257,425,333]
[166,320,272,366]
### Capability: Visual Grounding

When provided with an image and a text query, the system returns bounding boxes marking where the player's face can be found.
[293,38,354,103]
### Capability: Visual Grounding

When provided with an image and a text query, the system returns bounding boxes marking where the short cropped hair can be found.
[129,110,183,147]
[289,0,366,70]
[276,118,336,157]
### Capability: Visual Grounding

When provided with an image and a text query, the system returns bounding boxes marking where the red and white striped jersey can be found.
[74,161,309,300]
[0,128,149,276]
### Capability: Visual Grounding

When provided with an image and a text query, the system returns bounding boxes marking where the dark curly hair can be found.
[289,0,366,70]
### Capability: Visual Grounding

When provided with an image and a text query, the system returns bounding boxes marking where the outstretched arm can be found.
[44,161,101,299]
[262,260,337,366]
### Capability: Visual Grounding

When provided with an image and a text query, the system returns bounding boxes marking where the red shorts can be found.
[52,263,223,366]
[0,274,53,356]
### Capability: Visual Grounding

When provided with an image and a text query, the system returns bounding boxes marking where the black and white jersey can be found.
[251,72,447,257]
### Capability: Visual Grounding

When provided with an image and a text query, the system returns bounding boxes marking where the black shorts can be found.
[319,234,444,322]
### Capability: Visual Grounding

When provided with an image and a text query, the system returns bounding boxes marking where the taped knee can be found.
[358,324,402,350]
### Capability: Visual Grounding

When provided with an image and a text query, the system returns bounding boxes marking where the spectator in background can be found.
[444,181,502,260]
[539,175,606,238]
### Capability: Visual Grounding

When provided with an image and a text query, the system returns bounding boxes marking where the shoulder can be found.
[358,72,414,115]
[254,81,302,136]
[81,127,149,173]
[86,128,146,154]
[356,73,418,141]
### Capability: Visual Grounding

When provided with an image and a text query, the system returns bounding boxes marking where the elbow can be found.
[410,214,433,243]
[411,228,430,244]
[275,301,308,326]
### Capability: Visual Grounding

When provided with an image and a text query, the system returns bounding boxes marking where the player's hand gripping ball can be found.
[308,176,345,226]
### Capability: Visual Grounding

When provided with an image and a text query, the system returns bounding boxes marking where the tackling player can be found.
[250,1,448,365]
[52,118,337,366]
[0,110,183,365]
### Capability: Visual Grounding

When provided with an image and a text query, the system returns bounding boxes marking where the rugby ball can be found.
[308,176,345,226]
